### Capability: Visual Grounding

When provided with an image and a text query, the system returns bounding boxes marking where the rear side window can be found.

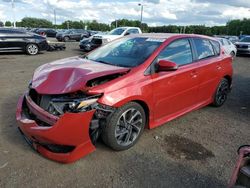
[193,38,215,60]
[157,39,193,66]
[127,29,139,34]
[210,40,220,56]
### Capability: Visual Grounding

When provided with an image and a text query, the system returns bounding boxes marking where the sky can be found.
[0,0,250,26]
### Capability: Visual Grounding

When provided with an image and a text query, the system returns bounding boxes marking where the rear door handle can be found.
[190,71,198,78]
[216,65,222,70]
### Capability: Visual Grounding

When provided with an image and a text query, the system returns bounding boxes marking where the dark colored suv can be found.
[0,28,49,55]
[56,29,89,42]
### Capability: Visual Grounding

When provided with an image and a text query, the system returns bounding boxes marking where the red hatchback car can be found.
[16,34,233,163]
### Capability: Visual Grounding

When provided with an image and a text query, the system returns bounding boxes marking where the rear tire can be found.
[26,44,39,55]
[102,102,146,151]
[230,51,235,57]
[212,78,230,107]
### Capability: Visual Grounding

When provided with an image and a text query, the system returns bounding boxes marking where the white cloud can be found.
[0,0,250,26]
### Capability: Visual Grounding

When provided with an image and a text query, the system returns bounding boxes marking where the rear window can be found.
[193,38,215,60]
[210,40,220,56]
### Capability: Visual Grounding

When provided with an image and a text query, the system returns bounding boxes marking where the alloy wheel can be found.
[115,108,143,146]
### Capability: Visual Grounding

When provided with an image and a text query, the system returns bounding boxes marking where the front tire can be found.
[102,102,146,151]
[63,36,70,42]
[26,44,39,55]
[213,78,230,107]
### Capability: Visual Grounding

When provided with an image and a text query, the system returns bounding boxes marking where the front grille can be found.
[236,44,248,49]
[23,92,53,127]
[92,38,102,45]
[29,89,41,105]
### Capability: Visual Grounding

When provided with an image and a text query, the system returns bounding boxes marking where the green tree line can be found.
[1,17,250,36]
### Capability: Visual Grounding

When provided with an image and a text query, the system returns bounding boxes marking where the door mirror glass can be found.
[158,59,178,71]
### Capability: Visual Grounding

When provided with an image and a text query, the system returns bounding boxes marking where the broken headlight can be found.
[47,96,100,116]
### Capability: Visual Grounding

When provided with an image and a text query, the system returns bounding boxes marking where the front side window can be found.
[193,38,215,60]
[86,37,163,67]
[156,39,193,66]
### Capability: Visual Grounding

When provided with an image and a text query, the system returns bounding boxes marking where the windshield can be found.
[109,28,126,35]
[85,37,164,67]
[240,37,250,42]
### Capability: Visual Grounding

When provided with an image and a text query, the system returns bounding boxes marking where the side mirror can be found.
[157,59,178,71]
[124,32,130,36]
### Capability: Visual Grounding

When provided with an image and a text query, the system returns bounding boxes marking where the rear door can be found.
[192,38,223,104]
[152,38,200,121]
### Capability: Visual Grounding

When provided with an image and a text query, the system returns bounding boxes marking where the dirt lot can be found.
[0,40,249,188]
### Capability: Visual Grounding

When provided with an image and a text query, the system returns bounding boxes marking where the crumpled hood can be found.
[31,56,129,94]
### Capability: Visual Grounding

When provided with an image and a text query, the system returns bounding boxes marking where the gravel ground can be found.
[0,39,249,188]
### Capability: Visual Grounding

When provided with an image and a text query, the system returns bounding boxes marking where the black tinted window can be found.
[193,38,215,59]
[157,39,193,66]
[210,40,220,55]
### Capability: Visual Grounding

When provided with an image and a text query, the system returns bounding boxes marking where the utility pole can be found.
[67,21,69,30]
[11,0,16,28]
[54,9,57,28]
[138,3,143,28]
[183,26,186,34]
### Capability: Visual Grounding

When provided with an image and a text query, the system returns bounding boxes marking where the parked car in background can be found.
[216,37,237,56]
[235,36,250,55]
[79,37,92,50]
[226,36,239,44]
[36,28,57,37]
[80,30,100,40]
[80,27,142,51]
[16,33,233,163]
[56,29,88,42]
[0,28,48,55]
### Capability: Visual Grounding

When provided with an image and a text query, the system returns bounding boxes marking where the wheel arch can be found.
[224,75,232,87]
[131,100,150,129]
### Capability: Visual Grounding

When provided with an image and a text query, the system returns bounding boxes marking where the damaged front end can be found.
[16,88,115,163]
[29,89,115,144]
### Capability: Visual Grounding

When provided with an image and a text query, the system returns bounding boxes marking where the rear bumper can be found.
[16,93,96,163]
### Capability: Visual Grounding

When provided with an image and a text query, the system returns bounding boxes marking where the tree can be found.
[0,21,3,27]
[19,17,53,28]
[5,21,12,27]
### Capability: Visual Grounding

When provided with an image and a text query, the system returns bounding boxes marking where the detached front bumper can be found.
[16,93,96,163]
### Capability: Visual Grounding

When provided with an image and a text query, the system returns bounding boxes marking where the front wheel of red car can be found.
[213,78,230,107]
[102,102,146,151]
